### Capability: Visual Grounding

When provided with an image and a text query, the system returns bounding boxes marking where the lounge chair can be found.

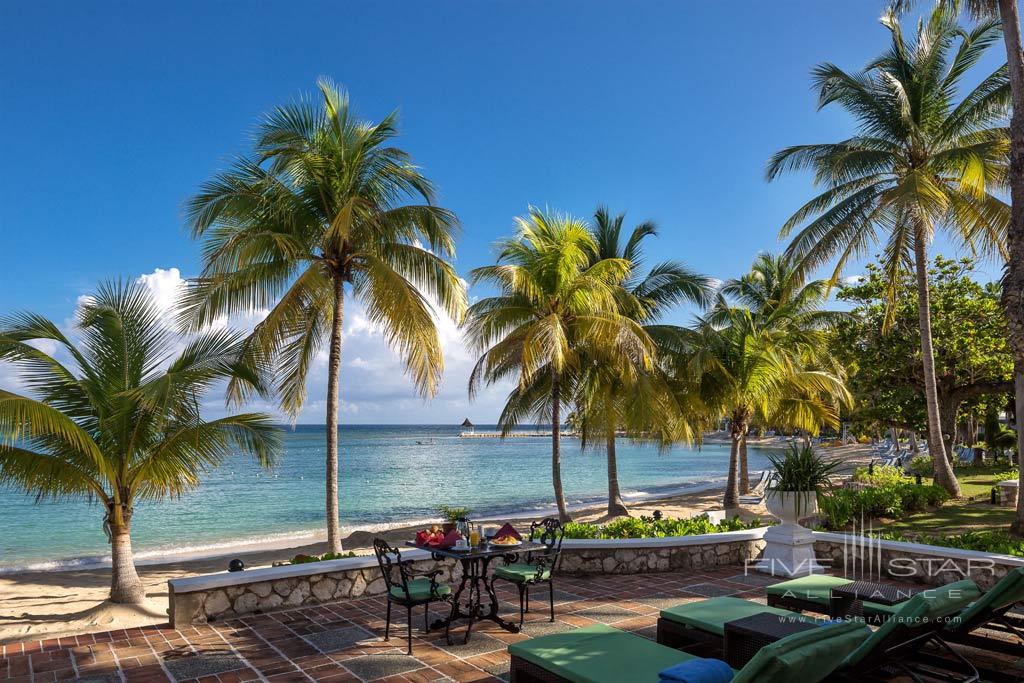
[656,580,981,681]
[860,567,1024,657]
[738,471,773,506]
[944,566,1024,655]
[508,620,870,683]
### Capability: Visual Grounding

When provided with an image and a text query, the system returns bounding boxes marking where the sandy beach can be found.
[0,443,874,644]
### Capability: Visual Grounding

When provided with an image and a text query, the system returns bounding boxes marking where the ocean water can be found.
[0,425,771,572]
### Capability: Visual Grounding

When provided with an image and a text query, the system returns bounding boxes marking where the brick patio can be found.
[1,568,1021,683]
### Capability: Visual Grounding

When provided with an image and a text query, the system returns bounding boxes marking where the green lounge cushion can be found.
[766,574,853,607]
[509,622,869,683]
[389,577,451,601]
[494,562,552,583]
[660,597,820,636]
[733,620,871,683]
[843,579,980,667]
[948,567,1024,633]
[508,624,708,683]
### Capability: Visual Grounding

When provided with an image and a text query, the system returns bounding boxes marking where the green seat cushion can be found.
[660,597,820,636]
[494,562,551,582]
[861,601,901,619]
[766,575,853,607]
[389,577,451,601]
[508,624,712,683]
[948,567,1024,633]
[733,620,871,683]
[843,579,980,667]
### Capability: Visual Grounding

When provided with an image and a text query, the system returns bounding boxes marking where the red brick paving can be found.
[0,568,1020,682]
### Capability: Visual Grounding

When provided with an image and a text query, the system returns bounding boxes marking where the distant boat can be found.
[416,439,435,445]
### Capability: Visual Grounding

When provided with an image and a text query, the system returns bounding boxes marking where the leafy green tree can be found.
[183,80,465,552]
[768,6,1010,496]
[465,207,654,521]
[0,281,281,603]
[672,303,851,508]
[575,207,714,516]
[834,256,1014,459]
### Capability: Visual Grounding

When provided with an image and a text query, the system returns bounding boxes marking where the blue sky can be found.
[0,1,1008,423]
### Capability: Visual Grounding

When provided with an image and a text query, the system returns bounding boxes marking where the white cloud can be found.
[842,274,864,285]
[1,266,514,425]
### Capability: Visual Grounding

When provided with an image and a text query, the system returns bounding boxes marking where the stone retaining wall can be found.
[167,529,769,626]
[812,532,1024,591]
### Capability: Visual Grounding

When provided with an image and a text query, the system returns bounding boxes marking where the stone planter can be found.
[755,490,823,578]
[764,490,818,527]
[999,479,1019,508]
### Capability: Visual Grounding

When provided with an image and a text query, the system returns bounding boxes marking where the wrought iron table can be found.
[406,540,546,641]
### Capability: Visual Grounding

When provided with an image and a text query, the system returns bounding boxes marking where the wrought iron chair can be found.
[489,518,564,627]
[372,538,453,654]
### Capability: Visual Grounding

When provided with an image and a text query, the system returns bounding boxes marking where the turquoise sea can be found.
[0,425,771,572]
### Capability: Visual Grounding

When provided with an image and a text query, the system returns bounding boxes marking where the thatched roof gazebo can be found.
[461,418,475,433]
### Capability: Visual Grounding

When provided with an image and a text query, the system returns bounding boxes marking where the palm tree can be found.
[720,253,848,492]
[767,6,1010,497]
[182,79,466,553]
[892,0,1024,537]
[676,305,851,508]
[465,207,655,521]
[0,281,281,604]
[576,207,714,516]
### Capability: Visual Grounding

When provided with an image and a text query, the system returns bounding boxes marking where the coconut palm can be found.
[0,281,281,604]
[465,207,655,521]
[575,207,714,516]
[767,6,1011,496]
[892,0,1024,536]
[720,252,849,492]
[674,304,851,509]
[182,79,465,553]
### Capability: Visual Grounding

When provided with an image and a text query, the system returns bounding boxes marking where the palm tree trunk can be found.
[606,428,628,517]
[997,0,1024,536]
[913,235,961,497]
[724,412,743,509]
[739,431,750,495]
[551,374,569,522]
[1014,364,1024,533]
[325,274,345,553]
[108,521,145,604]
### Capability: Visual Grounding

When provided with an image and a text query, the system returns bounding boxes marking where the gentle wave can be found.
[0,474,745,575]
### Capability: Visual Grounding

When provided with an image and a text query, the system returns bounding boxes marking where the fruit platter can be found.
[414,525,461,549]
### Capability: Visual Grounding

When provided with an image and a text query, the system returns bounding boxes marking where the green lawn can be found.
[880,464,1017,535]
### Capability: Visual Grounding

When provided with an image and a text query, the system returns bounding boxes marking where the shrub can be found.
[878,530,1024,558]
[562,521,601,539]
[819,482,948,529]
[908,456,933,478]
[290,551,357,564]
[559,515,765,540]
[852,465,909,487]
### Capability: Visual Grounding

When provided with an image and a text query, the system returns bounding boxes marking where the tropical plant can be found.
[182,79,466,552]
[719,252,848,490]
[672,304,851,508]
[575,207,714,515]
[768,6,1011,498]
[767,444,842,516]
[892,0,1024,541]
[436,505,470,522]
[465,207,655,521]
[0,281,282,603]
